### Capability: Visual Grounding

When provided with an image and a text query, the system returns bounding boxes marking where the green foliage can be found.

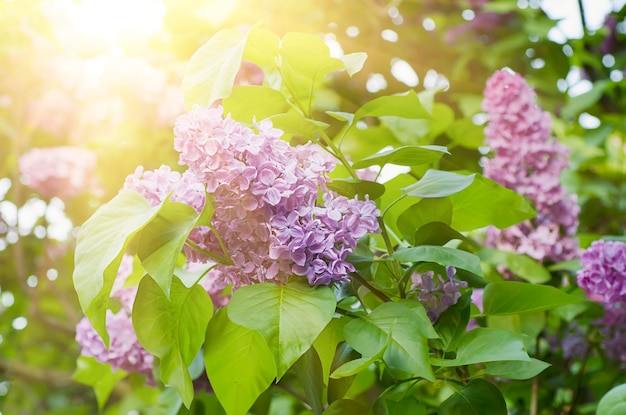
[133,275,213,407]
[438,379,507,415]
[482,281,587,315]
[73,357,128,409]
[227,281,336,378]
[597,383,626,415]
[73,190,162,345]
[204,309,276,415]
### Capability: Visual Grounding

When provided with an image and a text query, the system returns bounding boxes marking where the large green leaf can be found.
[133,276,213,407]
[482,282,586,316]
[182,28,248,107]
[597,383,626,415]
[352,145,448,169]
[438,379,507,415]
[354,90,431,121]
[227,281,336,378]
[73,356,127,410]
[484,358,551,380]
[431,328,529,367]
[204,309,276,415]
[413,222,476,248]
[73,190,161,344]
[446,119,485,149]
[402,170,476,199]
[343,301,436,381]
[279,32,344,113]
[448,174,535,232]
[393,246,483,277]
[222,86,290,124]
[243,27,280,70]
[479,248,551,284]
[135,200,200,297]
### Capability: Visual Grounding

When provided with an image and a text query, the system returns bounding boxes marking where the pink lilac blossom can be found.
[467,288,484,330]
[411,266,468,322]
[19,146,100,200]
[482,69,579,263]
[124,105,380,287]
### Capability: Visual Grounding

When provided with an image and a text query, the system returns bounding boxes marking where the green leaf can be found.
[324,399,371,415]
[352,145,448,169]
[339,52,367,77]
[279,32,344,112]
[73,190,161,345]
[227,281,336,378]
[375,397,426,415]
[561,80,609,120]
[396,199,453,243]
[73,356,127,410]
[343,301,435,381]
[205,309,276,415]
[414,222,476,248]
[222,86,290,124]
[313,317,348,382]
[446,119,485,149]
[438,379,507,415]
[327,179,385,200]
[393,246,483,277]
[355,90,431,121]
[479,248,551,284]
[295,347,325,415]
[402,170,476,198]
[597,383,626,415]
[484,358,551,380]
[331,331,390,379]
[244,28,280,70]
[268,113,329,136]
[135,200,201,297]
[432,328,529,367]
[482,281,587,316]
[432,292,471,352]
[133,276,213,407]
[182,28,248,107]
[448,174,535,232]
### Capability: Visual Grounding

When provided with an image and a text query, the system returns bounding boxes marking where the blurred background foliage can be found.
[0,0,624,413]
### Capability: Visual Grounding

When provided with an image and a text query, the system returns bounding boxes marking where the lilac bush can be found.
[482,69,579,263]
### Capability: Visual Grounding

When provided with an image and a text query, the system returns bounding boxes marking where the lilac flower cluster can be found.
[125,105,380,287]
[482,69,579,263]
[19,146,100,200]
[411,266,468,322]
[577,240,626,363]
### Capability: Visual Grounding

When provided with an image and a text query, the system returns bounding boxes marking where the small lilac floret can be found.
[411,266,468,322]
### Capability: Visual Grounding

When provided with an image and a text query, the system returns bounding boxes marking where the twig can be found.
[350,272,392,302]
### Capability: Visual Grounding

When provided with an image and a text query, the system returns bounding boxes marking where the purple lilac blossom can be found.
[482,69,579,263]
[411,266,468,322]
[467,288,484,330]
[577,240,626,305]
[577,240,626,364]
[124,105,380,287]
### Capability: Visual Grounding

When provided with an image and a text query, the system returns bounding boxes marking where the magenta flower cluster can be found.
[482,69,579,263]
[411,266,467,322]
[577,240,626,363]
[125,105,380,287]
[19,146,100,200]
